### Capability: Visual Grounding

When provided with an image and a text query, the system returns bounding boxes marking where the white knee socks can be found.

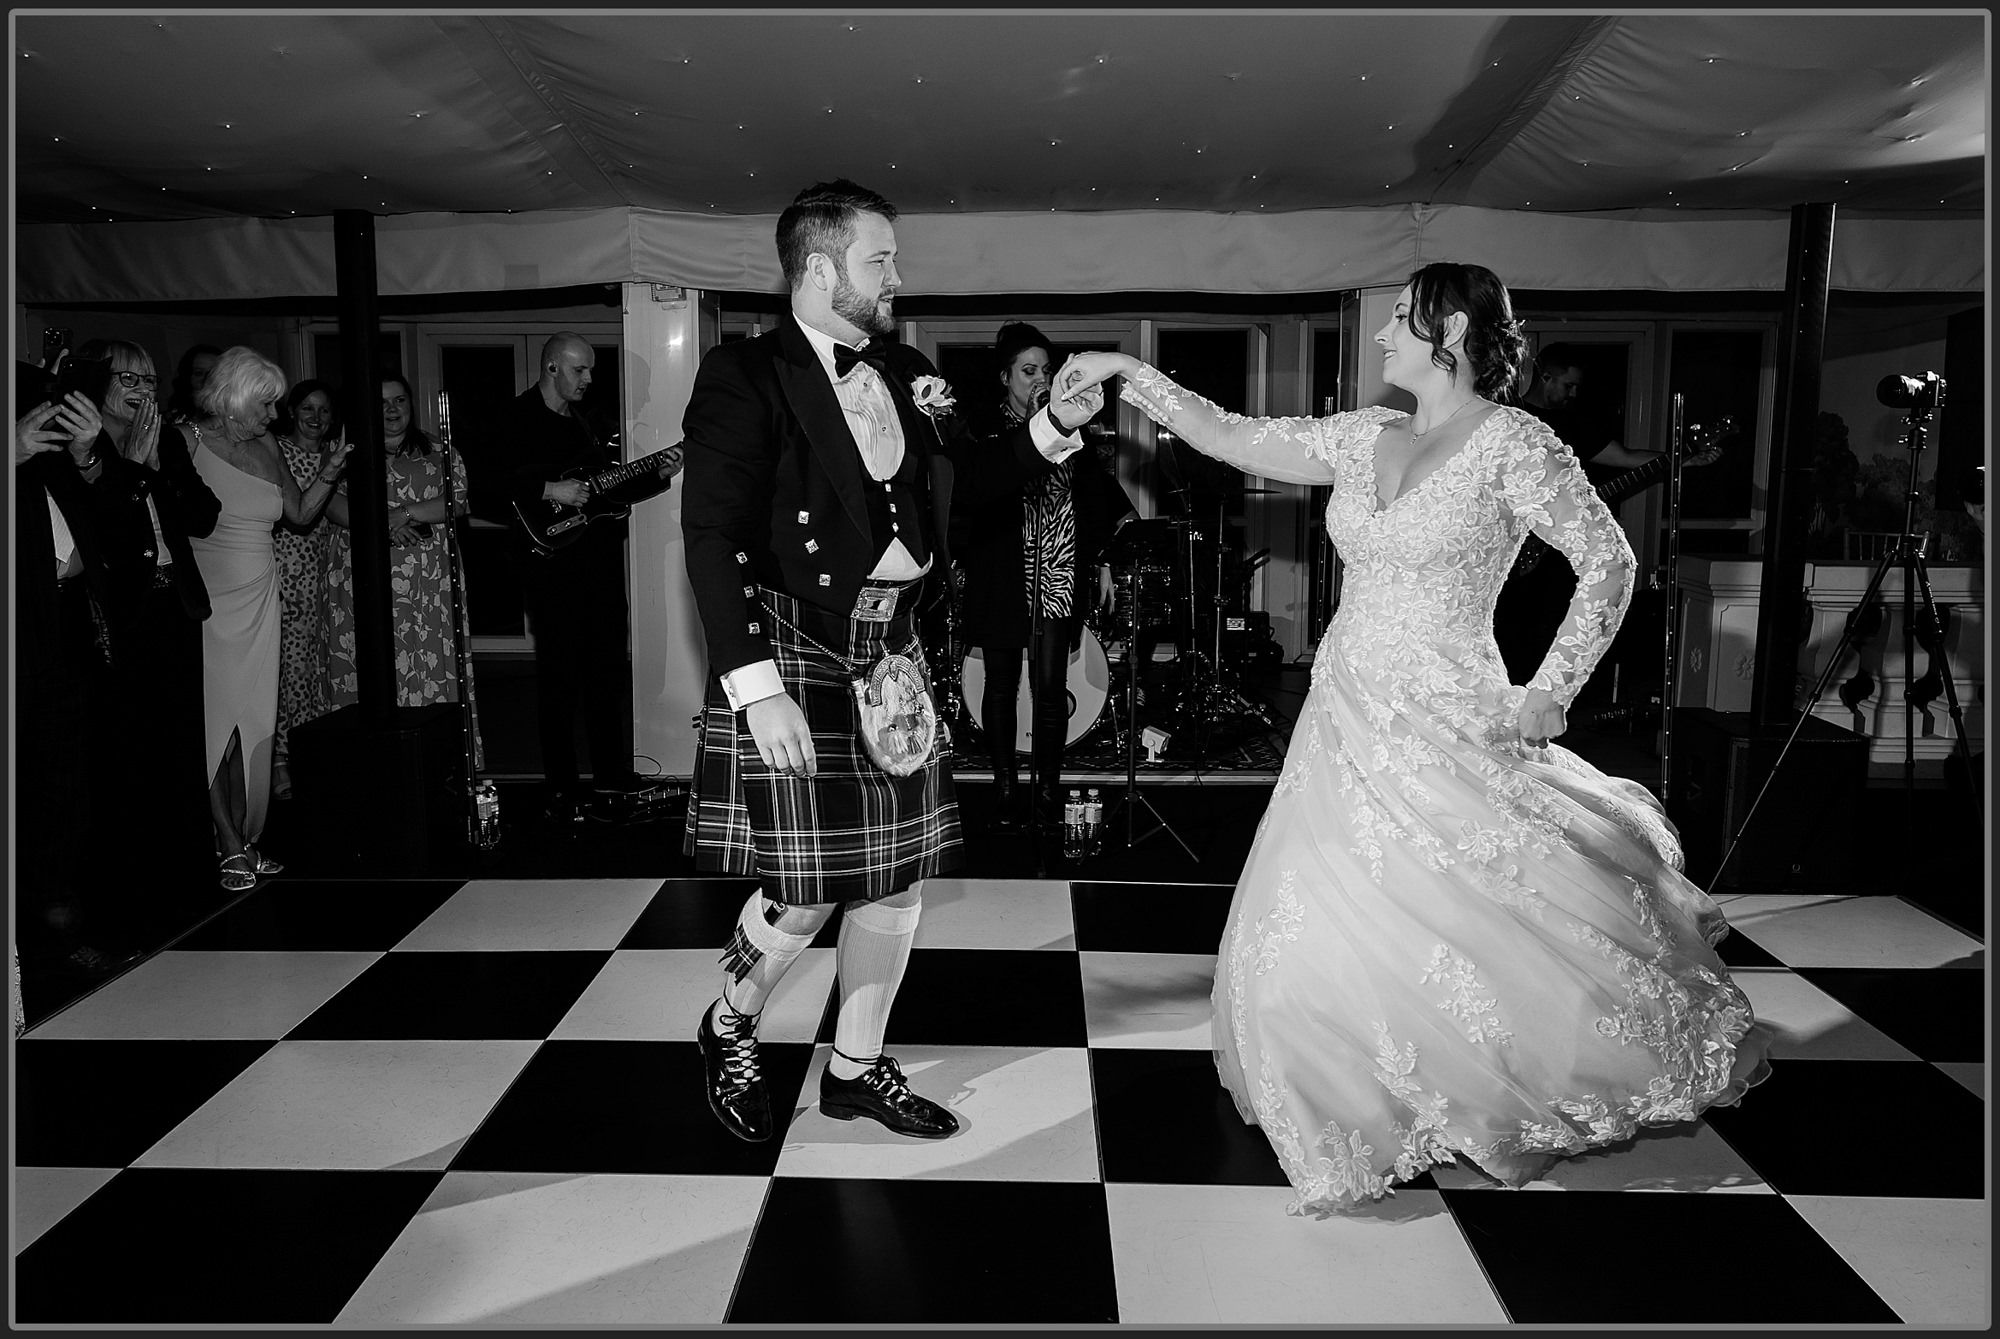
[827,895,922,1081]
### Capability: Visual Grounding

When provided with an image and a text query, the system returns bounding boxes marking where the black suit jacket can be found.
[95,424,219,623]
[682,318,1058,678]
[16,452,123,693]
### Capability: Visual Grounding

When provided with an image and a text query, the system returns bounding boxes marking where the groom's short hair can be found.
[777,179,899,292]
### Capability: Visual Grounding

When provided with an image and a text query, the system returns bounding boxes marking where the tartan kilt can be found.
[683,587,964,905]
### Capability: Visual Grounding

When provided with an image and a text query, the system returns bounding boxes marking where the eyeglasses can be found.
[112,371,160,389]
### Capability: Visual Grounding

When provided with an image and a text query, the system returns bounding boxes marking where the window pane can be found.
[1155,328,1250,496]
[1667,330,1764,521]
[438,343,526,638]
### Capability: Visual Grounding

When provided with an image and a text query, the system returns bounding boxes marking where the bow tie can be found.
[833,342,893,380]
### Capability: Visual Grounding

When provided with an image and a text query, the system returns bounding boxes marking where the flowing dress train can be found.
[1117,364,1771,1216]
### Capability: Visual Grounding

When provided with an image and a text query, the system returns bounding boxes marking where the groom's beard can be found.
[832,271,896,339]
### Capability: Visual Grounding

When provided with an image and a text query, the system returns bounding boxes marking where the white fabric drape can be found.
[15,205,1981,305]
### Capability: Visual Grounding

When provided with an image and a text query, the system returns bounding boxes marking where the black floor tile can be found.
[452,1039,815,1176]
[1794,966,1986,1062]
[882,948,1087,1047]
[16,1039,277,1167]
[284,950,611,1040]
[1444,1187,1900,1324]
[14,1167,441,1323]
[1091,1048,1289,1187]
[620,877,840,949]
[173,878,468,951]
[729,1179,1118,1323]
[1702,1057,1984,1197]
[1711,926,1785,969]
[1073,881,1236,953]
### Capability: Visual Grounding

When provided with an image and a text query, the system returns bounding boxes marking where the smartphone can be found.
[42,327,72,361]
[52,355,111,408]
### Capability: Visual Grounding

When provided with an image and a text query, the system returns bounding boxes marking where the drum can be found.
[1097,562,1179,648]
[961,628,1110,752]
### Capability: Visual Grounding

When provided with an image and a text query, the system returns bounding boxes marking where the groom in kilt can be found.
[681,179,1104,1140]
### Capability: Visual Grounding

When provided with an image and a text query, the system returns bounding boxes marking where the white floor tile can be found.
[1427,1119,1772,1193]
[549,947,835,1043]
[1934,1061,1984,1098]
[13,1167,120,1250]
[910,877,1075,950]
[1717,894,1983,968]
[1106,1182,1506,1324]
[337,1172,765,1325]
[1787,1195,1990,1325]
[394,879,663,951]
[24,951,380,1040]
[774,1045,1098,1182]
[131,1040,539,1170]
[1079,952,1216,1048]
[1728,967,1919,1060]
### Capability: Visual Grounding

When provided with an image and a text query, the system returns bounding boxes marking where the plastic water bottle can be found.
[1083,788,1104,857]
[474,780,502,849]
[1063,789,1085,860]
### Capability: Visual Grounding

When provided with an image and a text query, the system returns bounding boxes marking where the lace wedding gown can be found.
[1119,365,1770,1215]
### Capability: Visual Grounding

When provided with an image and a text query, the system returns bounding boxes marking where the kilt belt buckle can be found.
[851,583,904,624]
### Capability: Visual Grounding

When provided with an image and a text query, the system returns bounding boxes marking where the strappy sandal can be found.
[220,852,258,892]
[243,844,284,876]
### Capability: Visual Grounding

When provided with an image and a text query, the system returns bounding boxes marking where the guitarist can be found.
[1498,344,1672,694]
[503,332,680,820]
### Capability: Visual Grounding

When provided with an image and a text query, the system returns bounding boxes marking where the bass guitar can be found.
[512,443,684,557]
[1510,416,1734,579]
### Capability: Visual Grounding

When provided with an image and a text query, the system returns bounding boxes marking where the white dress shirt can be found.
[719,315,1083,712]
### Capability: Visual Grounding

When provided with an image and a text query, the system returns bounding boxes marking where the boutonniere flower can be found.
[910,375,956,421]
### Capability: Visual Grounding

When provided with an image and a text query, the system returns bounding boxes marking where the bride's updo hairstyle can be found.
[1406,261,1528,400]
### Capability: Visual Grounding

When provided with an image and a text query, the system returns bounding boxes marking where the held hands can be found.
[745,692,817,779]
[1516,687,1566,750]
[15,402,68,466]
[1055,352,1139,410]
[1048,375,1105,431]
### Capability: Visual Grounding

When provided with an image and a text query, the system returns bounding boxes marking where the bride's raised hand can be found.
[1055,352,1138,403]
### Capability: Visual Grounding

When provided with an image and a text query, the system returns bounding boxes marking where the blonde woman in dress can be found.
[186,348,351,890]
[1057,262,1770,1215]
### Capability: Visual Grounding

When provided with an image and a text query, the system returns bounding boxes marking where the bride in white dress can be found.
[1058,263,1770,1215]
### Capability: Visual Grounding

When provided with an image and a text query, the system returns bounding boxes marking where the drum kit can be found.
[928,476,1282,769]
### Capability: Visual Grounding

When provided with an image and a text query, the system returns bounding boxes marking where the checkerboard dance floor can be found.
[13,874,1987,1325]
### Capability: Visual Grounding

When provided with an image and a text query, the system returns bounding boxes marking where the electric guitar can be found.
[1510,417,1735,579]
[512,444,684,557]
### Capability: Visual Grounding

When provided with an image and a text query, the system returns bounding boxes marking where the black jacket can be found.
[681,319,1060,678]
[955,403,1135,648]
[94,423,219,624]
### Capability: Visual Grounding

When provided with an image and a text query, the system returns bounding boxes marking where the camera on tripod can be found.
[1876,371,1945,414]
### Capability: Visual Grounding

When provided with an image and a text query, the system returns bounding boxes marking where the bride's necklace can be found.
[1409,396,1484,443]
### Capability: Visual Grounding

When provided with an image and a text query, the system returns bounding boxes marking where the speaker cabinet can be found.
[1667,707,1870,890]
[288,703,469,875]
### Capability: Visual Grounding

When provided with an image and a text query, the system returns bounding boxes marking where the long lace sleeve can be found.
[1494,412,1634,708]
[1118,360,1396,487]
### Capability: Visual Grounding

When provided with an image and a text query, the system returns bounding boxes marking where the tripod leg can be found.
[1906,553,1981,791]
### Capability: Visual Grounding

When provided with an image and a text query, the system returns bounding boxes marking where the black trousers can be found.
[521,544,633,792]
[980,614,1077,801]
[17,580,110,960]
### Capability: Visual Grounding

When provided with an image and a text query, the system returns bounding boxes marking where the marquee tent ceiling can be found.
[11,10,1988,301]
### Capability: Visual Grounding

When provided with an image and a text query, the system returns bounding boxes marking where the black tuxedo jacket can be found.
[682,317,1058,678]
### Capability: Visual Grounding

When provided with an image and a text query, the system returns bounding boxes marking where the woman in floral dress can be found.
[1057,263,1770,1215]
[323,374,483,768]
[272,379,341,799]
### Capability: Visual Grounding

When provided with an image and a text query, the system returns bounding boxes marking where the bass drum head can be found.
[962,629,1110,753]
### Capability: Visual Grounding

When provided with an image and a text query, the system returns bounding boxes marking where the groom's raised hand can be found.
[1048,375,1104,431]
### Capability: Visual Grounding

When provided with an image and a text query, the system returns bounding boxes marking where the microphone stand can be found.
[1024,391,1049,876]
